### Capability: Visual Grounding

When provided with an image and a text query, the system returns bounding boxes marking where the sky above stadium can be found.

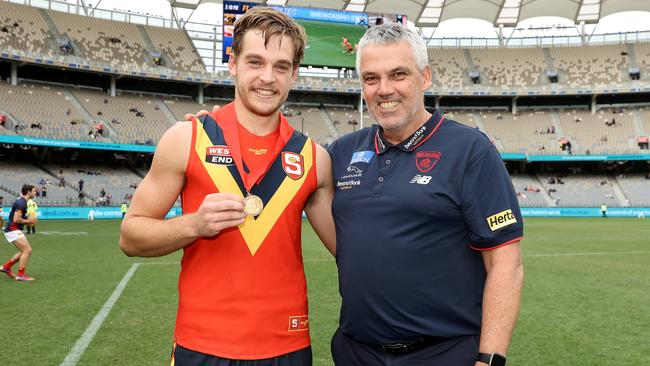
[75,0,650,37]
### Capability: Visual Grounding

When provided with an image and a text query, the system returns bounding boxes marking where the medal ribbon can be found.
[210,103,294,192]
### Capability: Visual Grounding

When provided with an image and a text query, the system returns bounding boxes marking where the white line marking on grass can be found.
[59,263,141,366]
[524,251,650,258]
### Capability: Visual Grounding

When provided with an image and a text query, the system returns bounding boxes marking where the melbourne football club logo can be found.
[415,151,441,173]
[282,152,304,180]
[205,145,234,165]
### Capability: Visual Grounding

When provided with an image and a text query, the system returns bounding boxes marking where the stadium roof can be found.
[170,0,650,27]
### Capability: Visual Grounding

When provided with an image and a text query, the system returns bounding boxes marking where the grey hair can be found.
[355,22,429,74]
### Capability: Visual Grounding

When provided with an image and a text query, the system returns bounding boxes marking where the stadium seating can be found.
[549,45,629,88]
[511,175,550,207]
[0,1,55,57]
[537,174,622,207]
[144,24,206,74]
[0,81,106,142]
[479,110,565,153]
[616,174,650,206]
[471,48,546,87]
[162,97,208,121]
[557,108,637,154]
[72,89,171,144]
[0,162,78,206]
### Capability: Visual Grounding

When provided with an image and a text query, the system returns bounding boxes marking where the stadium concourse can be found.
[0,0,650,214]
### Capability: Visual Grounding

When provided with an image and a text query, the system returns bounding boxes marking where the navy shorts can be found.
[171,343,312,366]
[330,328,479,366]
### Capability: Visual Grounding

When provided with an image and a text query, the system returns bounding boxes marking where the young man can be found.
[119,7,335,366]
[1,185,38,281]
[327,23,524,366]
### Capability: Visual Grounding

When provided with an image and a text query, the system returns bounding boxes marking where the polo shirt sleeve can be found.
[461,144,523,250]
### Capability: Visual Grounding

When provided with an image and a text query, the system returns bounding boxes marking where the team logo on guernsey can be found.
[486,209,517,231]
[288,315,309,332]
[205,145,234,165]
[282,152,304,180]
[415,151,441,173]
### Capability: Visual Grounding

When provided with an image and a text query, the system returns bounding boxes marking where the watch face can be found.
[491,353,507,366]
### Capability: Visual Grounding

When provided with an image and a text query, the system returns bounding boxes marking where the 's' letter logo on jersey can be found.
[282,152,304,180]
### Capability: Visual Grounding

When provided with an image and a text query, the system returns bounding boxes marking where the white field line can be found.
[59,263,141,366]
[58,249,648,364]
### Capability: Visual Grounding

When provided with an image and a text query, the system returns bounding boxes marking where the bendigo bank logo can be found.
[282,152,304,180]
[205,145,234,165]
[486,209,517,231]
[415,151,441,173]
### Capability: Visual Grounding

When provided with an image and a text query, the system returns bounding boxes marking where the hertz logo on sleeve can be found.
[486,209,517,231]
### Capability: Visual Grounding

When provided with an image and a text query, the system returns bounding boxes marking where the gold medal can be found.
[243,194,264,216]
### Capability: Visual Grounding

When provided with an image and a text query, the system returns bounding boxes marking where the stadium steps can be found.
[64,88,118,142]
[155,99,180,125]
[37,8,63,39]
[317,106,342,138]
[0,185,19,198]
[626,43,638,69]
[631,109,646,136]
[549,111,566,138]
[136,25,171,68]
[611,175,631,207]
[463,49,479,82]
[0,109,21,133]
[468,112,489,136]
[534,174,558,207]
[542,48,556,74]
[36,165,97,204]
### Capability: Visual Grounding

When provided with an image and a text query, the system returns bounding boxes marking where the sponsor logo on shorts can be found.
[288,315,309,332]
[486,209,517,231]
[415,151,441,173]
[205,145,234,165]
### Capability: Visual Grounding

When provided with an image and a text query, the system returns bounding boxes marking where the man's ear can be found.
[228,55,237,77]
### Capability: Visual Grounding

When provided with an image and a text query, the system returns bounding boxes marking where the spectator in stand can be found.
[78,179,85,192]
[30,123,43,129]
[0,114,6,127]
[41,185,47,198]
[100,188,106,198]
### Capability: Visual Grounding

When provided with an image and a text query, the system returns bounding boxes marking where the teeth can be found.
[379,101,399,109]
[254,89,274,95]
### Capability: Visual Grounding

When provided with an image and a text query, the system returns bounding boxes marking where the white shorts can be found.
[4,230,25,243]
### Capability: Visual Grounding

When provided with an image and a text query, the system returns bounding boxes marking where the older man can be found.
[327,23,524,366]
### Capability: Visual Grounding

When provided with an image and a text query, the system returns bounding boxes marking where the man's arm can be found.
[476,242,524,363]
[14,209,36,225]
[304,144,336,256]
[119,122,246,257]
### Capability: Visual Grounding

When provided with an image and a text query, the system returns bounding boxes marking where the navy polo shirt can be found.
[328,110,523,344]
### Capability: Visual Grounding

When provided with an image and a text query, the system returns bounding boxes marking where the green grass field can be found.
[300,20,366,68]
[1,218,649,365]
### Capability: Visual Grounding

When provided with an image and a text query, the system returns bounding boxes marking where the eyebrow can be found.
[244,53,292,66]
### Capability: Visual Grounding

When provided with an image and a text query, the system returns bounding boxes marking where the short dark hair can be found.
[231,6,306,68]
[22,184,36,195]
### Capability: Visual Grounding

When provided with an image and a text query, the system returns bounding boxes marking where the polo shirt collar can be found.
[374,109,444,154]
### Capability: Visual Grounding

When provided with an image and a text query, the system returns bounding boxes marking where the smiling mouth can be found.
[253,88,276,96]
[378,101,400,111]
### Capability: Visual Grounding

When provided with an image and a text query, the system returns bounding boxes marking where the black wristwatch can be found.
[477,352,507,366]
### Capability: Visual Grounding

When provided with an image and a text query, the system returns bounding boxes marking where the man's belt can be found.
[364,336,449,355]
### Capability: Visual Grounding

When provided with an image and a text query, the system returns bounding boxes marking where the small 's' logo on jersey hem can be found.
[288,315,309,332]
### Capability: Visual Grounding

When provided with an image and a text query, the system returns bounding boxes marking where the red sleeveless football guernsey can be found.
[175,102,317,359]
